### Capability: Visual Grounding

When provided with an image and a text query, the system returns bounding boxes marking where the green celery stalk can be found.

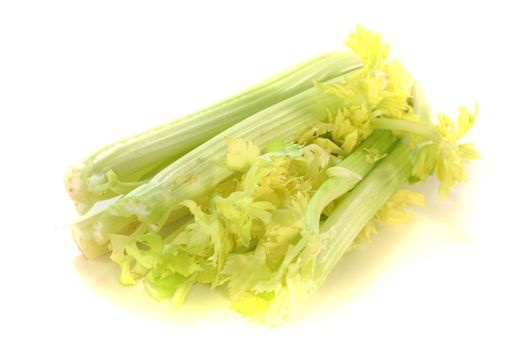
[312,141,413,283]
[65,51,363,214]
[302,130,398,237]
[72,70,361,258]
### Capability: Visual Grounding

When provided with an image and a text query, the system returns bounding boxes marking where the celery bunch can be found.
[66,26,478,325]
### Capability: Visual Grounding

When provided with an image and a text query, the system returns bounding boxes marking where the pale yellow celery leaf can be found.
[139,231,204,297]
[108,234,141,285]
[262,192,309,269]
[213,177,239,197]
[411,106,479,197]
[435,150,468,197]
[310,26,416,162]
[314,79,361,104]
[231,288,301,326]
[262,225,301,270]
[412,143,438,181]
[351,190,424,251]
[109,231,168,286]
[137,232,164,254]
[235,260,314,325]
[244,161,294,204]
[144,270,189,301]
[171,278,195,308]
[216,192,275,247]
[456,104,478,138]
[314,137,343,155]
[259,160,298,193]
[347,105,370,125]
[364,147,387,163]
[242,159,274,195]
[98,169,148,195]
[308,40,411,156]
[378,61,413,119]
[121,233,165,273]
[375,189,425,224]
[331,110,355,141]
[246,230,333,324]
[241,144,302,197]
[138,249,202,303]
[222,244,273,300]
[458,143,480,162]
[195,260,219,284]
[345,25,390,69]
[216,193,256,246]
[109,234,133,263]
[316,74,383,110]
[300,144,332,188]
[113,230,204,300]
[298,122,337,144]
[352,220,379,248]
[231,291,273,320]
[126,243,158,270]
[385,59,413,94]
[175,200,217,256]
[298,128,317,145]
[225,136,261,172]
[342,129,359,154]
[131,262,150,278]
[436,113,457,140]
[119,256,137,286]
[162,250,203,277]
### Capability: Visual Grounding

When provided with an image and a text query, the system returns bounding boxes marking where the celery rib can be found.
[302,130,398,237]
[371,118,440,142]
[65,52,363,214]
[313,141,413,283]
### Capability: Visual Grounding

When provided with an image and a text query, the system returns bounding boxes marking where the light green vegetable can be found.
[66,25,478,325]
[302,130,398,238]
[65,52,363,214]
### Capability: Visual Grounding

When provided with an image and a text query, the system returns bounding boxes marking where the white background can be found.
[1,1,524,349]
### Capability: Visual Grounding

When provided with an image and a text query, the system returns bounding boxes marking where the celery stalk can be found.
[313,141,413,283]
[302,130,398,237]
[65,51,363,214]
[72,71,360,258]
[371,118,441,142]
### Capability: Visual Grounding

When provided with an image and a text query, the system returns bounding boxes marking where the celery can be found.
[302,130,398,237]
[314,142,412,282]
[67,26,478,325]
[65,51,363,214]
[72,71,360,258]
